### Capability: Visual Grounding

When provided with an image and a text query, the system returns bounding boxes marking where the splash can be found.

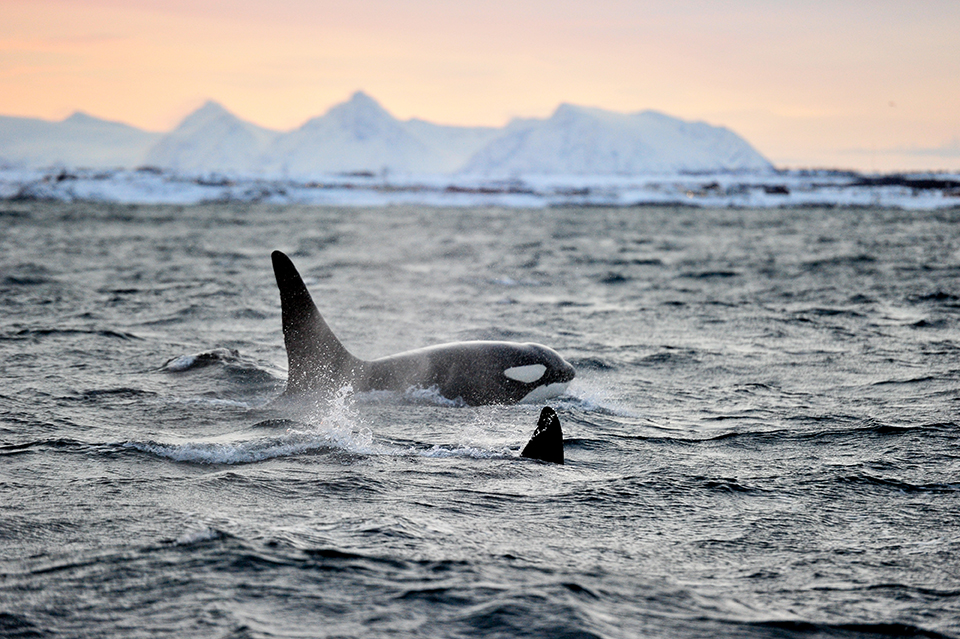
[125,385,391,464]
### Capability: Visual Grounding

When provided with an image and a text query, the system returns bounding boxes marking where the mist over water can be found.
[2,202,959,638]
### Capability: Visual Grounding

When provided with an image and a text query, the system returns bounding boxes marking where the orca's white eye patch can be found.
[503,364,547,383]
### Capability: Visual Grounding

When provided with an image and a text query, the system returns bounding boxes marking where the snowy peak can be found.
[331,91,394,125]
[461,103,773,176]
[297,90,408,142]
[176,101,234,128]
[163,100,271,139]
[143,101,278,173]
[59,111,153,138]
[264,92,447,176]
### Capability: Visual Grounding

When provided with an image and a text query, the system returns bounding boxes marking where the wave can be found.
[748,619,954,638]
[162,347,241,372]
[792,307,867,319]
[76,387,157,401]
[120,390,527,464]
[157,396,262,409]
[0,437,94,457]
[628,418,959,445]
[3,327,141,341]
[122,416,385,464]
[910,291,960,304]
[122,428,528,466]
[116,409,953,467]
[802,254,879,269]
[0,612,43,638]
[169,526,229,546]
[870,375,939,387]
[160,347,283,397]
[680,269,739,279]
[413,444,512,460]
[838,472,960,493]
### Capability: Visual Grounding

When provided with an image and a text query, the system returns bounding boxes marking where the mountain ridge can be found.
[0,93,774,175]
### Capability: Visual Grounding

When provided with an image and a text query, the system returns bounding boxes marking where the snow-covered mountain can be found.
[257,92,501,176]
[261,92,429,176]
[0,94,774,176]
[461,104,773,176]
[0,112,161,169]
[143,101,278,174]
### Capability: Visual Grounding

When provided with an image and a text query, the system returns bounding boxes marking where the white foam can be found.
[173,526,223,546]
[164,355,197,372]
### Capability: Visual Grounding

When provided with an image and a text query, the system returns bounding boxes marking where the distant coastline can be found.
[2,165,958,210]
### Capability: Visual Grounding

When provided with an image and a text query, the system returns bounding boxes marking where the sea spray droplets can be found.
[125,385,392,463]
[289,384,388,456]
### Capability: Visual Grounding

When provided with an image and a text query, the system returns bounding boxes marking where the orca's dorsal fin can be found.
[520,407,564,464]
[272,251,361,395]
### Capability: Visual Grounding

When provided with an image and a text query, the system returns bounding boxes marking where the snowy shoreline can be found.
[2,166,959,210]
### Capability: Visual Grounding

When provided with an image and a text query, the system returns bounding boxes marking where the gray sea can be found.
[2,201,959,638]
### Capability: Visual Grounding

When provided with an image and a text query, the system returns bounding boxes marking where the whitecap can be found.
[173,526,224,546]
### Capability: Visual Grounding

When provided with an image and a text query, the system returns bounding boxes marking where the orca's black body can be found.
[272,251,575,406]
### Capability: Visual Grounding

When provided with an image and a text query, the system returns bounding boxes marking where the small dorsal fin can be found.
[520,407,564,464]
[272,251,360,395]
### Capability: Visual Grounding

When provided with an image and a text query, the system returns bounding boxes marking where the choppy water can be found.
[2,201,959,638]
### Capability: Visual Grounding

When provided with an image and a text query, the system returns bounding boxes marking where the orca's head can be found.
[503,344,575,403]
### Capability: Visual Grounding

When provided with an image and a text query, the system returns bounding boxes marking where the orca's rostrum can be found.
[271,251,575,406]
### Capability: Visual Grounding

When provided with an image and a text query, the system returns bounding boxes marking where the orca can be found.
[271,250,575,406]
[521,407,564,464]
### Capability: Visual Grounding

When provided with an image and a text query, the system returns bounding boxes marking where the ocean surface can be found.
[1,201,959,638]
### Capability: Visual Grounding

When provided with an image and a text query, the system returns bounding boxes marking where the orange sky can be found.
[2,0,959,171]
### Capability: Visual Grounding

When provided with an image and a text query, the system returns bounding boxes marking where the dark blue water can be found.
[2,202,959,638]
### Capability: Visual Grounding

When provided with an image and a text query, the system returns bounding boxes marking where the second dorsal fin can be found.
[520,407,564,464]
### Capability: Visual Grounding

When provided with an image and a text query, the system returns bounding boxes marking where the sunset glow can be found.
[3,0,959,171]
